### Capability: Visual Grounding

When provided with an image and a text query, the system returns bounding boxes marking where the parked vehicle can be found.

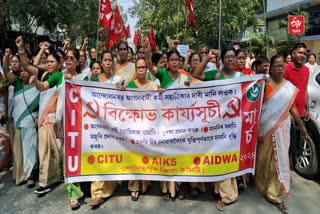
[293,67,320,179]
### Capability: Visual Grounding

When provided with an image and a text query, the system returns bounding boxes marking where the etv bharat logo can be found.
[246,83,261,102]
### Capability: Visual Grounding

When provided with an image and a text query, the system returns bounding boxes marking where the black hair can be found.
[293,42,307,50]
[167,50,181,60]
[90,61,102,70]
[56,48,66,58]
[151,53,163,65]
[11,54,20,62]
[235,49,246,57]
[100,49,113,62]
[128,47,134,55]
[136,45,143,53]
[269,54,284,74]
[309,53,317,60]
[50,50,61,64]
[117,41,129,50]
[221,47,236,60]
[189,52,201,64]
[79,49,87,59]
[66,46,81,73]
[251,56,269,70]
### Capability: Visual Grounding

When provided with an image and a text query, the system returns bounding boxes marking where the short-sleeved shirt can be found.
[284,62,309,117]
[204,69,244,81]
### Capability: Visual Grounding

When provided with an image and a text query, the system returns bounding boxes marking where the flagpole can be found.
[218,0,222,52]
[96,0,101,57]
[177,0,180,37]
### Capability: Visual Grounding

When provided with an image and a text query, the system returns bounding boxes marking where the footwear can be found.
[216,199,225,211]
[276,203,288,214]
[70,199,80,210]
[34,186,52,194]
[90,197,105,208]
[177,189,185,200]
[163,193,170,201]
[27,180,35,188]
[131,191,140,201]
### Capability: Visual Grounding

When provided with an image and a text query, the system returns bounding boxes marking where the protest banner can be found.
[64,75,266,183]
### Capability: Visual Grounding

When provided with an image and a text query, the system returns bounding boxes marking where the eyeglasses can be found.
[64,56,75,61]
[224,55,236,60]
[201,51,208,55]
[136,66,147,70]
[272,64,285,70]
[80,55,86,59]
[191,59,201,63]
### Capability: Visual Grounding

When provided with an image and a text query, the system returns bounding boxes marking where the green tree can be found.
[129,0,262,50]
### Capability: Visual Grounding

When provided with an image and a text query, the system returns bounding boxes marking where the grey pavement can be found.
[0,169,319,214]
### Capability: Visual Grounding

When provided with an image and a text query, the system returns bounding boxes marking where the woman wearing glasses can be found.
[192,47,243,211]
[29,47,88,210]
[125,58,164,201]
[15,36,66,195]
[255,54,308,214]
[3,47,39,188]
[144,38,189,201]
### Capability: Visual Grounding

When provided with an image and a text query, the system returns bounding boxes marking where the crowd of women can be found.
[0,35,312,213]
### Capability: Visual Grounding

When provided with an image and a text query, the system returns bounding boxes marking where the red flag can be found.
[148,24,157,53]
[185,0,196,29]
[107,6,127,48]
[126,24,131,39]
[99,0,112,28]
[134,29,141,48]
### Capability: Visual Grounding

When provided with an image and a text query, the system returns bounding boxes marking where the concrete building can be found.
[257,0,320,58]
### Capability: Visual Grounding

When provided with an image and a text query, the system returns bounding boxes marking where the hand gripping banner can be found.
[64,75,266,183]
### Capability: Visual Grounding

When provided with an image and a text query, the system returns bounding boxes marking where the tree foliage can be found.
[129,0,263,50]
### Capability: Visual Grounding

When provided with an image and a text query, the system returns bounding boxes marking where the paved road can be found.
[0,169,319,214]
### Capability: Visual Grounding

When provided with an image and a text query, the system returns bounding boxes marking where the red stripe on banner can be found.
[65,82,83,177]
[239,80,263,171]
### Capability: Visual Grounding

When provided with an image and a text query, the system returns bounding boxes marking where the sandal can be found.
[177,189,185,200]
[70,199,80,210]
[216,199,225,211]
[276,203,288,214]
[162,193,170,201]
[131,191,140,201]
[90,197,105,207]
[27,180,35,188]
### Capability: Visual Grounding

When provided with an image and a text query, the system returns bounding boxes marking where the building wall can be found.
[267,0,305,12]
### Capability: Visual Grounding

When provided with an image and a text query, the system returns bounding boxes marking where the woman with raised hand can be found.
[144,37,189,201]
[193,47,243,211]
[29,46,87,210]
[16,36,64,195]
[255,54,308,214]
[3,48,39,188]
